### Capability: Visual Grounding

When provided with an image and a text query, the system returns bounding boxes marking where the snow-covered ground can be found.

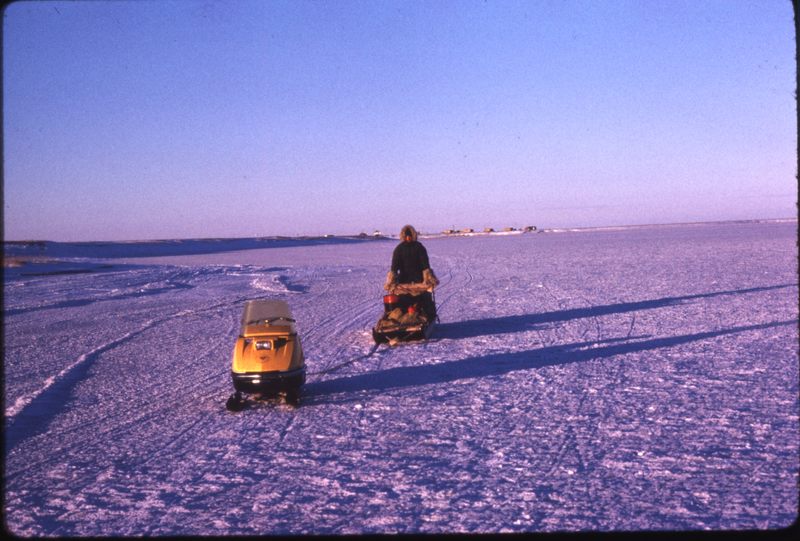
[3,221,798,535]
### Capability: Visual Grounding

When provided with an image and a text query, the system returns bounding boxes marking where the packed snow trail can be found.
[3,222,798,535]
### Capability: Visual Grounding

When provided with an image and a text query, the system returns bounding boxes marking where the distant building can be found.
[461,228,474,233]
[443,229,456,235]
[503,227,516,232]
[523,226,537,232]
[484,227,495,233]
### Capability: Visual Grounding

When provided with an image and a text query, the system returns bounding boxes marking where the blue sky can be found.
[3,0,796,241]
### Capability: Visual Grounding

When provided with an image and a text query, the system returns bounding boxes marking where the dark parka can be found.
[391,225,430,284]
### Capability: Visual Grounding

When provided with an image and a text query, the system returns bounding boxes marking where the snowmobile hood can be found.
[399,224,418,242]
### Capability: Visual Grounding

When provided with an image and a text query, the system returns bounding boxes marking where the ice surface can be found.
[3,221,798,534]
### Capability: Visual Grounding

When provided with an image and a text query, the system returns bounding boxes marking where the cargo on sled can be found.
[372,270,439,345]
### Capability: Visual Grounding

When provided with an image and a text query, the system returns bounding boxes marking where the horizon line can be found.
[2,217,797,245]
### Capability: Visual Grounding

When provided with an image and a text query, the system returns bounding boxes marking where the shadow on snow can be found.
[305,319,797,405]
[434,283,797,341]
[5,284,796,450]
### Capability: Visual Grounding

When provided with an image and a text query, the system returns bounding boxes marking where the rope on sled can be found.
[308,288,439,379]
[307,342,381,378]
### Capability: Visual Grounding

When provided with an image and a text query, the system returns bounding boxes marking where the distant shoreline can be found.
[3,217,796,246]
[2,218,796,275]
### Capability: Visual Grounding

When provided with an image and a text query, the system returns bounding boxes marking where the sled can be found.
[372,314,436,345]
[372,283,437,345]
[226,300,306,411]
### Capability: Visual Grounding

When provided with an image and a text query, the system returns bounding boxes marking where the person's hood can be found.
[400,224,418,242]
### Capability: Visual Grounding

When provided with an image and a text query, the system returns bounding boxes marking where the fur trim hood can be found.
[399,224,418,242]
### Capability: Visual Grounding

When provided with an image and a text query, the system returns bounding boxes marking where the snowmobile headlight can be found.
[255,340,272,351]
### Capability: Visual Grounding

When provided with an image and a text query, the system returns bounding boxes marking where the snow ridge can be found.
[5,318,162,419]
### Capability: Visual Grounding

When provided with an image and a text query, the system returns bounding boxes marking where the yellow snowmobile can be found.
[226,300,306,411]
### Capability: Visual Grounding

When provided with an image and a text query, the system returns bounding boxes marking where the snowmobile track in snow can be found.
[4,223,798,535]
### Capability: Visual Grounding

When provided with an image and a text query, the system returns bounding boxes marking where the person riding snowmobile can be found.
[385,224,439,320]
